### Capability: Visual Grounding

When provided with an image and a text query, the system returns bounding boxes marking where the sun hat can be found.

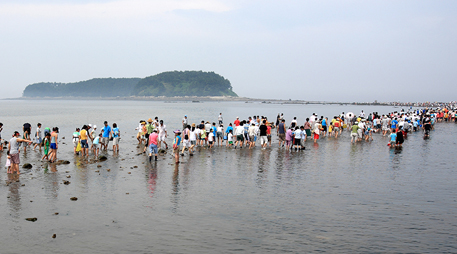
[94,125,97,128]
[173,129,181,134]
[147,118,153,122]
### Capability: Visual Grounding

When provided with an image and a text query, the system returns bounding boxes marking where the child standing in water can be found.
[5,151,11,173]
[41,132,51,161]
[92,133,101,157]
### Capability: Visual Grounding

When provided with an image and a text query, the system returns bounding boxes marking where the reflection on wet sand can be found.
[7,174,21,221]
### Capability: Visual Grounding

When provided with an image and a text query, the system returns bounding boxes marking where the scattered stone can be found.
[63,180,70,185]
[158,149,166,154]
[62,142,66,145]
[97,165,102,168]
[22,163,33,169]
[95,170,100,172]
[66,171,70,173]
[54,212,59,215]
[98,156,108,162]
[106,169,111,172]
[128,172,131,174]
[62,137,65,139]
[25,217,38,222]
[55,160,70,165]
[133,166,138,168]
[52,234,56,238]
[66,175,71,178]
[126,193,129,195]
[70,197,78,201]
[21,184,25,186]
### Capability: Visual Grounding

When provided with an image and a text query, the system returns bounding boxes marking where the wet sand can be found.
[1,100,457,253]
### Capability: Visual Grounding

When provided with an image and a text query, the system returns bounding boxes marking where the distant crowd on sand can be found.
[1,103,456,172]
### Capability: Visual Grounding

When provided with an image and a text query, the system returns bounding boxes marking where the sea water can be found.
[0,99,456,253]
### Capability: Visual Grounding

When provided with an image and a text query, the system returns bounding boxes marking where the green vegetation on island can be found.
[131,71,237,97]
[22,71,238,98]
[23,78,141,97]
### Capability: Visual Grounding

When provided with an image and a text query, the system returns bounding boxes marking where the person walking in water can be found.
[49,127,59,163]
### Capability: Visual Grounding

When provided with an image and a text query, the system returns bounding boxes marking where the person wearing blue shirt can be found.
[211,122,217,137]
[111,123,120,152]
[391,118,398,131]
[321,117,327,137]
[225,123,233,135]
[101,121,111,151]
[173,130,182,164]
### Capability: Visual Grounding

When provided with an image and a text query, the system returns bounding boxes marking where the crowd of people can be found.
[1,105,455,171]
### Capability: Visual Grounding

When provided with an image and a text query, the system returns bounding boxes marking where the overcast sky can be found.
[1,0,456,102]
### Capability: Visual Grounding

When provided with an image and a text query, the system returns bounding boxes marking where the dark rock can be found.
[133,166,138,168]
[63,180,70,185]
[55,160,70,165]
[54,212,59,215]
[25,217,37,222]
[52,234,56,238]
[106,169,111,172]
[158,149,166,154]
[22,163,33,169]
[98,155,108,161]
[62,137,65,139]
[70,197,78,201]
[97,165,102,168]
[66,175,71,178]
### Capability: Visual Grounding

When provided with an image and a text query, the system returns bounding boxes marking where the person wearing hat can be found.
[173,130,181,164]
[9,131,33,174]
[143,118,155,153]
[148,129,159,162]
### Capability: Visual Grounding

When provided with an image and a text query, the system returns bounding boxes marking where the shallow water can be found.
[0,100,456,253]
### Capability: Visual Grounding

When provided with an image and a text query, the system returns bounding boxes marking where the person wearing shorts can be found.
[9,131,33,174]
[79,125,90,157]
[173,130,181,164]
[235,121,245,148]
[148,129,159,161]
[101,121,111,151]
[112,123,120,153]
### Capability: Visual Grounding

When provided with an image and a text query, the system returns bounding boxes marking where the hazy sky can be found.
[1,0,456,102]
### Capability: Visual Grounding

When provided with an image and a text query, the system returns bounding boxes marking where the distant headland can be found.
[22,71,238,98]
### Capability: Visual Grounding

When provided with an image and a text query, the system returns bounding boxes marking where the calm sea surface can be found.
[0,100,456,253]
